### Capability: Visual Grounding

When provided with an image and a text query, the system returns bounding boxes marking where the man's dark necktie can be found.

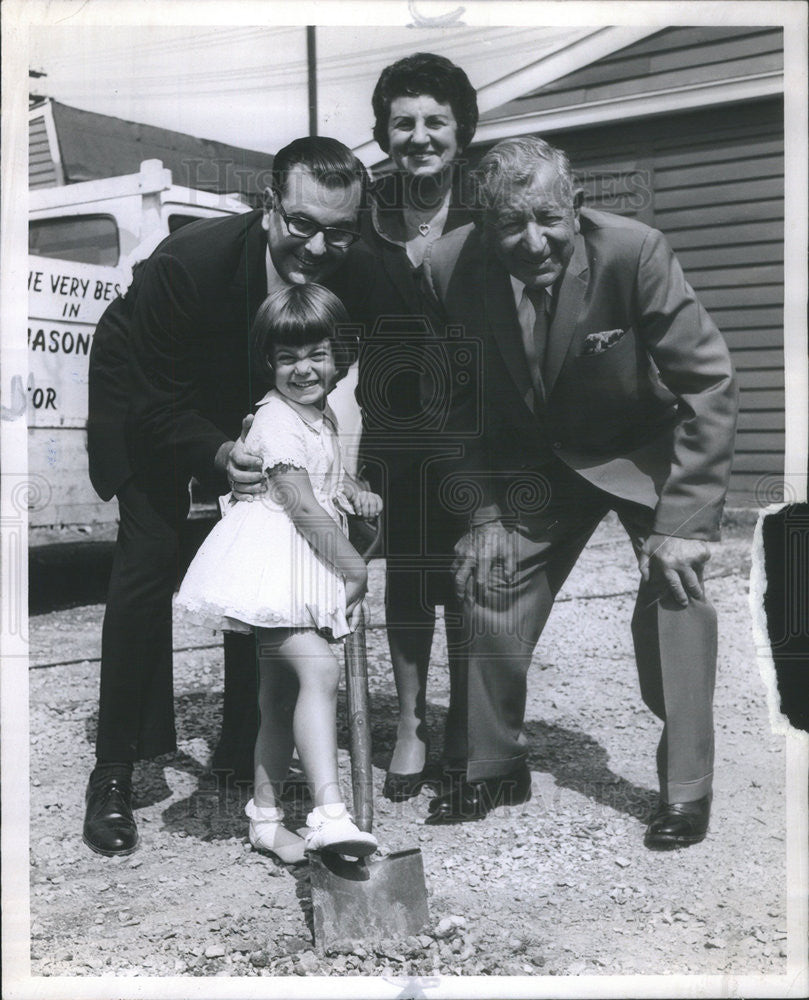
[520,286,550,403]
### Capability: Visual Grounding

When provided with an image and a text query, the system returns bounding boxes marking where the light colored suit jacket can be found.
[422,209,739,541]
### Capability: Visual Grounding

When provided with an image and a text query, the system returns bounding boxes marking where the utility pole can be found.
[306,26,317,137]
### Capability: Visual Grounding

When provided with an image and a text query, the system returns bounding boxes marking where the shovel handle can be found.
[345,604,374,834]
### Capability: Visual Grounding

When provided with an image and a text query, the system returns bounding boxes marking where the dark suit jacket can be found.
[342,172,475,558]
[87,210,268,499]
[126,210,272,491]
[422,209,739,541]
[87,209,364,500]
[87,284,139,500]
[348,171,473,433]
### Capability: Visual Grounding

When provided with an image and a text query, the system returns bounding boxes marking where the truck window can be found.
[29,214,120,266]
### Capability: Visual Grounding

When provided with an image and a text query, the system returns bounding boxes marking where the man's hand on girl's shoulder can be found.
[225,414,266,501]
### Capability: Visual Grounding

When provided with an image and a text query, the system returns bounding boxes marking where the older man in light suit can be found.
[422,136,738,848]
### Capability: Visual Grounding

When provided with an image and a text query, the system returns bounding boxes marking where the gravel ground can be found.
[26,512,793,986]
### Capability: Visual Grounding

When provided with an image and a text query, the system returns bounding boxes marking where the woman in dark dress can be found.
[351,53,479,797]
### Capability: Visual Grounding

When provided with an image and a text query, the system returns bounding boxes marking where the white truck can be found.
[27,159,253,545]
[27,158,361,545]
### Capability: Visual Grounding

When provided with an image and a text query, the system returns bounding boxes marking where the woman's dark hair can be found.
[371,52,478,154]
[251,284,358,388]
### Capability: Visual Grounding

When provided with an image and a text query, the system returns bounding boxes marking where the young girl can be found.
[175,284,382,865]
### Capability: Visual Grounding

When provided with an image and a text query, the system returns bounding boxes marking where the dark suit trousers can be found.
[96,478,257,763]
[464,464,717,803]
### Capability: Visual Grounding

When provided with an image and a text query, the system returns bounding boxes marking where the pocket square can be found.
[582,328,626,355]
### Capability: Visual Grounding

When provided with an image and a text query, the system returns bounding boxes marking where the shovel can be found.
[309,518,430,951]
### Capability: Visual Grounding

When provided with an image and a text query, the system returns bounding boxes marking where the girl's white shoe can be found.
[304,803,378,859]
[245,799,307,865]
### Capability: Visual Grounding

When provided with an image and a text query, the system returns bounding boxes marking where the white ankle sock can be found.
[308,802,349,825]
[245,799,284,823]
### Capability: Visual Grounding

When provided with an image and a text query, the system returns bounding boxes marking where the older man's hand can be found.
[639,533,711,607]
[214,414,266,500]
[452,520,517,603]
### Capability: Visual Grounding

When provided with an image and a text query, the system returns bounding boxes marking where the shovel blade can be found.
[309,848,429,951]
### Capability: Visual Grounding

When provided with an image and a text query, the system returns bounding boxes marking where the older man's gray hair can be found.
[473,136,576,211]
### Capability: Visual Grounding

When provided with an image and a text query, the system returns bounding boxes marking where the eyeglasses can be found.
[276,201,361,250]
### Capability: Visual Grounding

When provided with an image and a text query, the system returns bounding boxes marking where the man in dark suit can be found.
[421,136,738,848]
[84,136,366,856]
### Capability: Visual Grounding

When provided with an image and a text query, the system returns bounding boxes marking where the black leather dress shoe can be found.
[383,763,443,802]
[83,765,139,857]
[644,793,711,850]
[425,763,532,825]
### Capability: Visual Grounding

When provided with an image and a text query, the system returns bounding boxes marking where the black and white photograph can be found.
[2,1,808,997]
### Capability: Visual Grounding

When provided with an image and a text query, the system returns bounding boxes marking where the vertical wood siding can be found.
[29,115,58,189]
[565,101,784,505]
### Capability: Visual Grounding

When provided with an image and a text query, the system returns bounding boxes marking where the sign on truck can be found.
[27,160,251,543]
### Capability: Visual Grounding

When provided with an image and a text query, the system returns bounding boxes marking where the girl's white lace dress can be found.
[175,389,351,639]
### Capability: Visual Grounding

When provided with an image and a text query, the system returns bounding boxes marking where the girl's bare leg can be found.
[254,628,298,808]
[275,629,343,808]
[248,629,308,862]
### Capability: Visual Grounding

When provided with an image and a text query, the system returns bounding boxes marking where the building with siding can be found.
[472,26,785,506]
[29,98,274,203]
